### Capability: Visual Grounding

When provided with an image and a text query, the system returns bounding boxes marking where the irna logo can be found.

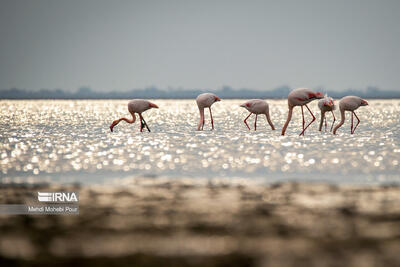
[38,192,79,202]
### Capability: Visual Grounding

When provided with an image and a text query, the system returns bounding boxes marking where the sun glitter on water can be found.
[0,99,399,184]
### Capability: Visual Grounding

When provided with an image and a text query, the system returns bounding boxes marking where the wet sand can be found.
[1,179,400,267]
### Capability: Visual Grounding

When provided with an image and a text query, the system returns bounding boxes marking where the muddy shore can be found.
[1,179,400,267]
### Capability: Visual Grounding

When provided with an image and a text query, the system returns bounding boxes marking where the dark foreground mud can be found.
[1,180,400,267]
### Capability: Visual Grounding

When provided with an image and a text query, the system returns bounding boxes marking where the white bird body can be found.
[196,93,219,109]
[281,88,324,135]
[288,88,322,106]
[333,96,368,135]
[240,99,275,130]
[128,99,157,114]
[337,96,366,111]
[110,99,158,132]
[241,99,269,114]
[318,95,336,132]
[196,93,221,130]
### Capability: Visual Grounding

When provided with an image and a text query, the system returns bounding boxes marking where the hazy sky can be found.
[0,0,399,92]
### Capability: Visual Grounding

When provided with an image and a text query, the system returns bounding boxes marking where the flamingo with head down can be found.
[240,99,275,131]
[318,95,336,132]
[196,93,221,130]
[110,99,158,132]
[281,88,324,136]
[333,96,368,135]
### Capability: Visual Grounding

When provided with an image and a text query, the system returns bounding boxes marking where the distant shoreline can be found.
[1,86,399,99]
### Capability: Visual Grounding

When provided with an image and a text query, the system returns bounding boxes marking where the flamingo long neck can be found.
[197,108,204,130]
[333,108,345,135]
[265,111,275,130]
[120,113,136,124]
[111,113,136,129]
[319,111,325,131]
[281,106,293,135]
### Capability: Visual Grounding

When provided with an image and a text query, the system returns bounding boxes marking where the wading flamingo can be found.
[318,95,336,132]
[196,93,221,130]
[240,99,275,131]
[110,99,158,132]
[281,88,324,136]
[333,96,368,135]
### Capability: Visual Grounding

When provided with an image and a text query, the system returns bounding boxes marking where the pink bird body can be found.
[333,96,368,135]
[281,88,324,136]
[110,99,159,132]
[317,95,336,132]
[240,99,275,131]
[196,93,221,130]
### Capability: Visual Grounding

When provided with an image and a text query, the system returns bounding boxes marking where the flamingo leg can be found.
[352,112,360,134]
[202,110,205,130]
[244,113,252,130]
[300,106,305,136]
[254,114,258,131]
[324,116,327,132]
[351,112,354,134]
[330,111,336,132]
[139,114,144,132]
[318,112,324,132]
[300,104,316,136]
[209,107,214,130]
[140,115,151,132]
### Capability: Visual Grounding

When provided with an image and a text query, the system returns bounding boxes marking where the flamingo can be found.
[281,88,324,136]
[240,99,275,131]
[318,95,336,132]
[110,99,158,132]
[333,96,368,135]
[196,93,221,130]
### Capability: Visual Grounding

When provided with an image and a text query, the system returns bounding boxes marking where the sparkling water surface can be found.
[0,100,399,185]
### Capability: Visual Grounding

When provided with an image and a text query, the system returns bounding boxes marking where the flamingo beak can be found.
[215,96,221,102]
[149,103,159,108]
[240,103,246,108]
[362,100,368,106]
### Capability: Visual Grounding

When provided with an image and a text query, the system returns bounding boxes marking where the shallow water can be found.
[0,99,399,185]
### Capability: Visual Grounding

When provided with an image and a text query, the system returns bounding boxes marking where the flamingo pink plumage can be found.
[318,95,336,132]
[281,88,324,136]
[110,99,158,132]
[196,93,221,130]
[333,96,368,135]
[240,99,275,131]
